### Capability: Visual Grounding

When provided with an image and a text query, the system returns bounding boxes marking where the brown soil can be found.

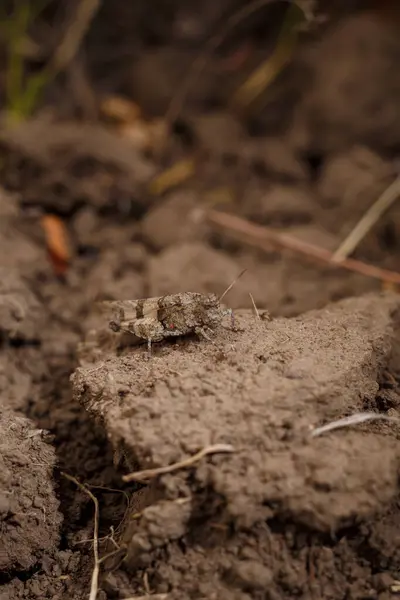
[72,294,400,599]
[1,3,400,599]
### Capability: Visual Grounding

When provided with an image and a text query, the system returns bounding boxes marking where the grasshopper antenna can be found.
[219,269,247,303]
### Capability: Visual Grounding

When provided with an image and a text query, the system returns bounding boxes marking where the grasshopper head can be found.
[109,320,121,332]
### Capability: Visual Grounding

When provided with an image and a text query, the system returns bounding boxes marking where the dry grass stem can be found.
[249,292,260,319]
[219,268,247,302]
[87,484,130,531]
[165,0,318,132]
[122,444,235,483]
[62,472,100,600]
[332,176,400,262]
[311,412,400,437]
[232,3,306,109]
[207,209,400,285]
[50,0,100,75]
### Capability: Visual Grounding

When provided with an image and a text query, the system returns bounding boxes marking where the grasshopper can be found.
[105,270,245,356]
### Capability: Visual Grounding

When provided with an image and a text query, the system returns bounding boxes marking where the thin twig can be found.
[311,412,400,437]
[249,292,260,319]
[144,572,151,595]
[87,484,130,524]
[98,547,123,565]
[49,0,100,75]
[332,176,400,262]
[62,473,100,600]
[219,268,247,302]
[122,444,235,483]
[207,209,400,285]
[75,526,121,551]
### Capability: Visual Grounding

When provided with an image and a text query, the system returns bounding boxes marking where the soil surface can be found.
[1,2,400,599]
[72,294,400,599]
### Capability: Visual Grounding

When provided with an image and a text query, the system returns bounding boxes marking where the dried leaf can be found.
[41,214,71,275]
[149,159,196,196]
[119,118,167,152]
[391,581,400,594]
[100,95,141,124]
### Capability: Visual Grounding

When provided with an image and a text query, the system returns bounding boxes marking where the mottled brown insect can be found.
[106,291,233,355]
[104,270,245,356]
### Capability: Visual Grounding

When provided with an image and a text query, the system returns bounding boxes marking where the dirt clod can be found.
[0,409,62,572]
[72,292,400,598]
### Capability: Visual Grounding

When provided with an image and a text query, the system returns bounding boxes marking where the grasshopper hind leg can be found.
[195,326,218,347]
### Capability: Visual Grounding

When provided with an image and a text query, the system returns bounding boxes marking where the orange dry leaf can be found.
[41,214,71,275]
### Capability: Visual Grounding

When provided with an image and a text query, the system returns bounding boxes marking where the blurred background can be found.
[1,0,400,318]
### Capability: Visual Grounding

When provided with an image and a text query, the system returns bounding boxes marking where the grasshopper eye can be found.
[109,320,120,332]
[169,323,175,329]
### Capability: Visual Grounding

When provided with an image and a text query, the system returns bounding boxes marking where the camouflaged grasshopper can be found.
[105,271,245,356]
